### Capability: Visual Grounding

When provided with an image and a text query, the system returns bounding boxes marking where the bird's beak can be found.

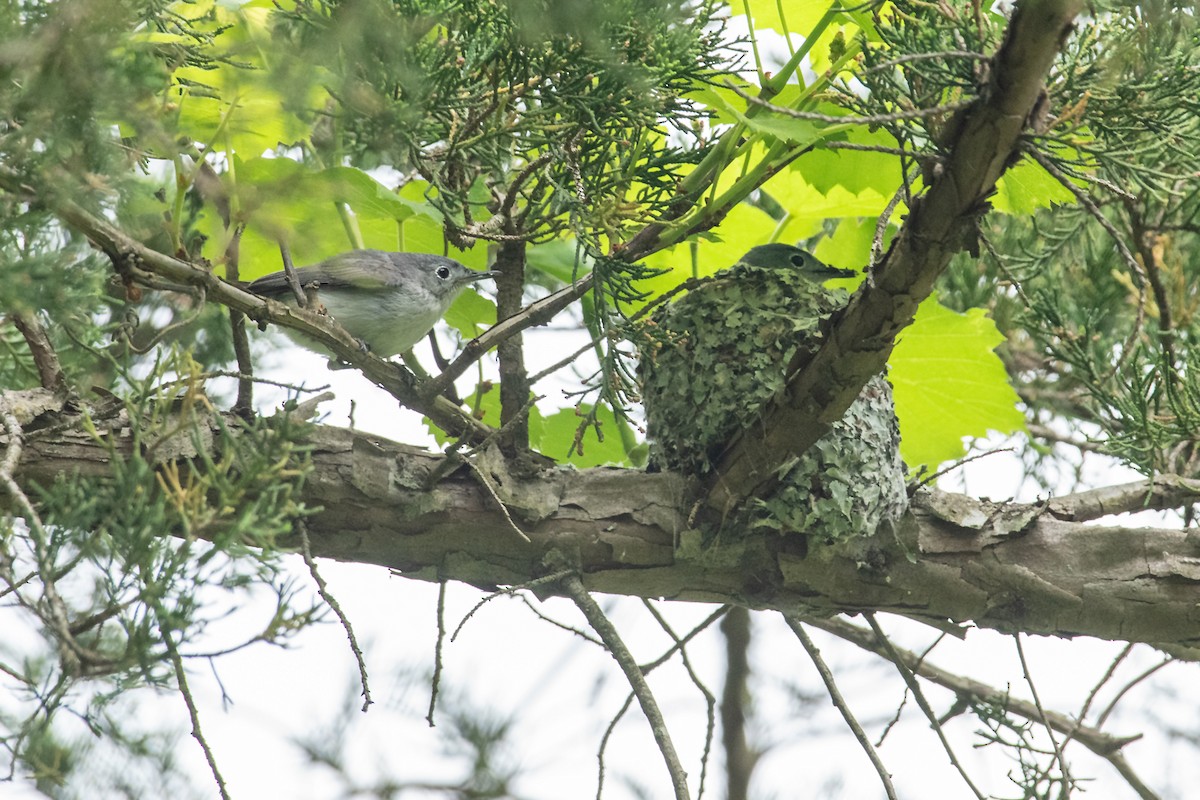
[817,265,858,280]
[461,269,500,284]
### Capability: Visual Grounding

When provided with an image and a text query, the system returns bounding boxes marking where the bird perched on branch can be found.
[248,249,497,358]
[637,244,908,542]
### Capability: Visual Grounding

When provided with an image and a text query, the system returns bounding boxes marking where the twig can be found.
[726,80,976,125]
[561,572,691,800]
[160,620,231,800]
[645,600,716,800]
[10,311,67,392]
[596,692,636,800]
[517,593,603,646]
[462,456,531,542]
[916,446,1016,488]
[783,616,898,800]
[807,616,1155,797]
[223,223,254,415]
[863,614,986,799]
[448,570,575,641]
[1094,657,1173,729]
[278,241,306,307]
[1014,633,1074,793]
[427,580,447,726]
[528,339,597,386]
[423,274,595,400]
[297,520,372,712]
[863,50,993,72]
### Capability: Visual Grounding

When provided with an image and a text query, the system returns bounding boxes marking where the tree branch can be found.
[806,616,1158,799]
[0,177,494,442]
[7,392,1199,649]
[561,572,691,800]
[784,616,899,800]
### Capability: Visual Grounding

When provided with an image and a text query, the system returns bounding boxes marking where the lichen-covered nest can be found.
[637,260,908,542]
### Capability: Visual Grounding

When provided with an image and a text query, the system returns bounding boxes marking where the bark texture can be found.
[6,392,1198,651]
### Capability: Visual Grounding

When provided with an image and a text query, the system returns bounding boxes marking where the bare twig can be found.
[423,273,595,400]
[805,616,1151,792]
[278,241,306,307]
[726,80,976,125]
[447,570,575,641]
[297,520,372,712]
[1094,657,1173,729]
[644,600,717,800]
[1015,633,1074,792]
[517,593,603,645]
[561,572,691,800]
[160,620,231,800]
[224,223,254,414]
[863,614,986,799]
[784,616,898,800]
[427,580,447,726]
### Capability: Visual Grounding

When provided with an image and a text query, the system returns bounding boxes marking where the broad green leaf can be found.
[993,156,1077,214]
[316,168,427,223]
[699,85,824,146]
[732,1,836,41]
[444,289,497,339]
[425,384,544,447]
[890,296,1026,468]
[538,403,633,467]
[800,127,904,196]
[811,218,877,274]
[169,3,318,156]
[633,203,780,310]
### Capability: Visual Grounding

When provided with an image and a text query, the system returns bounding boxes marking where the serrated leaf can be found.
[890,296,1026,468]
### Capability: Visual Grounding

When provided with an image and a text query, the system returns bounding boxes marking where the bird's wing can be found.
[248,252,391,295]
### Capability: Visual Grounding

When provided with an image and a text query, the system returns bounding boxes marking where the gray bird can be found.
[737,243,858,280]
[248,249,497,357]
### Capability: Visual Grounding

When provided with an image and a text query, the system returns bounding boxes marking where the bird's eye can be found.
[436,266,451,280]
[790,253,807,267]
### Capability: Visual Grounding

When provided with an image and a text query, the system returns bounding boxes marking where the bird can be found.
[247,249,497,358]
[637,244,907,542]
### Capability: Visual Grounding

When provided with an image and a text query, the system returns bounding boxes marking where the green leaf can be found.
[993,156,1078,214]
[443,289,497,339]
[538,403,633,467]
[890,297,1026,468]
[733,0,836,40]
[632,203,781,310]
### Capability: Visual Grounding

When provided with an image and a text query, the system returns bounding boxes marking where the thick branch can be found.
[7,394,1198,650]
[708,0,1086,508]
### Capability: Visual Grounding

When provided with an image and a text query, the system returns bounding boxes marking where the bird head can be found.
[737,244,858,282]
